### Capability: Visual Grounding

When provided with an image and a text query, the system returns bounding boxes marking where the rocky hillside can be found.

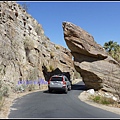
[62,22,120,99]
[0,1,79,94]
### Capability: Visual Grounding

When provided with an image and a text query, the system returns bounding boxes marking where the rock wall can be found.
[62,21,120,98]
[0,1,78,93]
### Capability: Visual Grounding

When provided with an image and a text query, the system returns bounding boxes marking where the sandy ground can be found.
[0,79,120,118]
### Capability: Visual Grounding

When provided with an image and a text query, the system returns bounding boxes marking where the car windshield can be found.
[51,77,63,81]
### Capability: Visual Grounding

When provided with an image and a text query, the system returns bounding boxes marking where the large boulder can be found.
[62,21,120,97]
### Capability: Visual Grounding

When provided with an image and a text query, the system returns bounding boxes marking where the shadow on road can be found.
[43,90,66,94]
[71,84,87,90]
[71,81,87,91]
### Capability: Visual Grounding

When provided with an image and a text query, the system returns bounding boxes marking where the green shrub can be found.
[92,95,101,103]
[100,96,115,105]
[91,95,116,105]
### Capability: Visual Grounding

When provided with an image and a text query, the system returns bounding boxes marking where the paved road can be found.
[8,81,120,118]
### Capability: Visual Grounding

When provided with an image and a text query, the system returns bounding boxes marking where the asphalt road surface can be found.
[8,81,120,118]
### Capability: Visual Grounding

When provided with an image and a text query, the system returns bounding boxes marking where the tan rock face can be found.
[62,21,120,98]
[0,2,79,94]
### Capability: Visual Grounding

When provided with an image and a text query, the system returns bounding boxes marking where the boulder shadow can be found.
[42,65,71,82]
[71,84,87,91]
[71,81,87,91]
[43,90,67,94]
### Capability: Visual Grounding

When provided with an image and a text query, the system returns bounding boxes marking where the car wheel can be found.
[68,85,71,91]
[48,88,52,93]
[65,87,68,94]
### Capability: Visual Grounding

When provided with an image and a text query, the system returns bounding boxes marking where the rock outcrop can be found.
[62,21,120,98]
[0,1,79,94]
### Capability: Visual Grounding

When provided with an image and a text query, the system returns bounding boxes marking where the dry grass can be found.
[89,95,119,106]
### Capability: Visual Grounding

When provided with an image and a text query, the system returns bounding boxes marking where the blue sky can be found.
[17,1,120,49]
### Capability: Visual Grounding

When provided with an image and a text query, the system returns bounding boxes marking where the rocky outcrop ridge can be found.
[62,21,120,98]
[0,1,79,93]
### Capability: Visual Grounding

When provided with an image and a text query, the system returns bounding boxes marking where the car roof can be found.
[51,74,66,77]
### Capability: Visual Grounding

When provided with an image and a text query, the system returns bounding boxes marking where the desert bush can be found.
[0,92,5,111]
[26,67,39,81]
[35,25,43,36]
[13,84,25,93]
[0,92,2,101]
[27,84,35,91]
[44,43,48,48]
[42,42,47,48]
[55,45,60,49]
[20,3,29,12]
[0,80,9,97]
[49,65,54,72]
[1,86,9,97]
[46,65,54,72]
[101,96,115,105]
[92,95,101,103]
[0,81,9,110]
[50,52,54,59]
[24,37,34,50]
[90,95,116,105]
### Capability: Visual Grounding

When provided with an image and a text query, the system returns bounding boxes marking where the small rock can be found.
[87,89,95,95]
[112,96,117,101]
